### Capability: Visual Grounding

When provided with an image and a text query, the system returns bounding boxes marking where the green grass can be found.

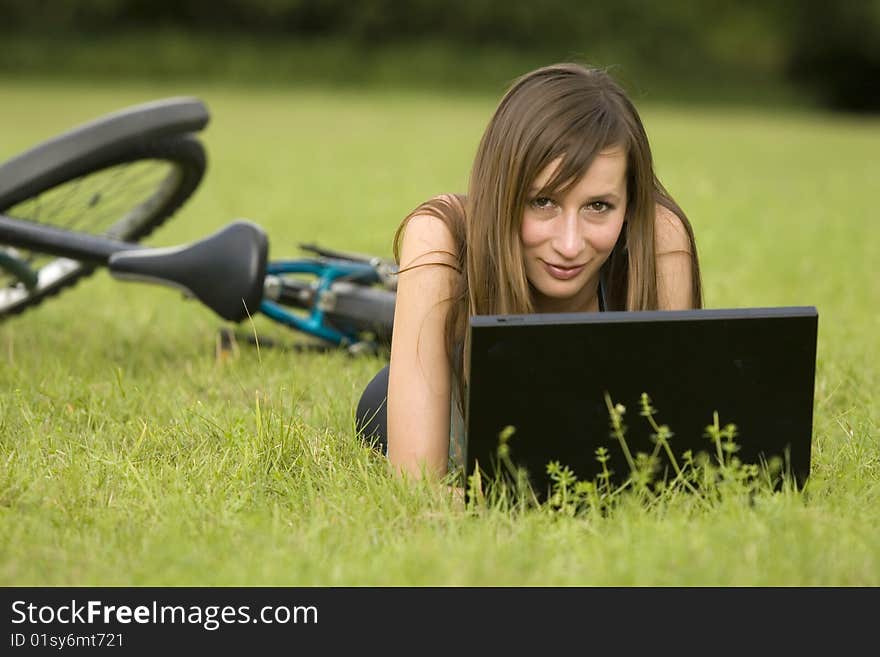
[1,78,878,586]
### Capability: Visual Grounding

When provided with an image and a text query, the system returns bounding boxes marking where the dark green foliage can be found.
[1,0,877,111]
[784,0,880,112]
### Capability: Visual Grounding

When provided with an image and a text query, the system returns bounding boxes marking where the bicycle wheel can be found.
[323,281,395,346]
[0,97,208,318]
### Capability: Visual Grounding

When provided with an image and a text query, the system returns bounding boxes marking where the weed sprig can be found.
[467,392,794,517]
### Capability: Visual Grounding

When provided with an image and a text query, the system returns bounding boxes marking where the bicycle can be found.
[0,97,398,354]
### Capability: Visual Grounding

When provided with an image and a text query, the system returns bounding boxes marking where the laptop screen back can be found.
[464,307,818,499]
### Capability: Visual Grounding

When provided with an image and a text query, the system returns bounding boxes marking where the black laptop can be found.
[464,307,818,498]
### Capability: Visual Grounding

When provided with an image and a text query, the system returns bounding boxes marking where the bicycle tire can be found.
[0,98,208,319]
[324,281,395,345]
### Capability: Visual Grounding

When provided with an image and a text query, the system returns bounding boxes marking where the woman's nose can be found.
[552,212,585,260]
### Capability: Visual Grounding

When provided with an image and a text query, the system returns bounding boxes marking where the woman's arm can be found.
[387,212,458,479]
[655,204,697,310]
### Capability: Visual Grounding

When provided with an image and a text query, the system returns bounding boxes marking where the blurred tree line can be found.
[1,0,877,111]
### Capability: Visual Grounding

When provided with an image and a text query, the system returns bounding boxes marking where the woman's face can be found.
[520,148,628,312]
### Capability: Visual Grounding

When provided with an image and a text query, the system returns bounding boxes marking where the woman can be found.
[356,62,702,480]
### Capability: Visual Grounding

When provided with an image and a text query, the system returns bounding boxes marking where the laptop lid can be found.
[464,306,818,499]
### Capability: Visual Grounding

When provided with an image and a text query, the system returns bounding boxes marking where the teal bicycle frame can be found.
[260,259,385,347]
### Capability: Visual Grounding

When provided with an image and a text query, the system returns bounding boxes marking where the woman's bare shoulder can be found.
[399,195,460,269]
[654,203,693,256]
[654,203,695,309]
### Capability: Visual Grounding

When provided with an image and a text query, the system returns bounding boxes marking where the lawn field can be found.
[1,78,878,585]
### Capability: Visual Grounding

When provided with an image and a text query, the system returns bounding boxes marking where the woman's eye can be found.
[530,197,554,210]
[588,201,611,213]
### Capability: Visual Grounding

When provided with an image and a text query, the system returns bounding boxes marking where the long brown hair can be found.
[393,63,703,406]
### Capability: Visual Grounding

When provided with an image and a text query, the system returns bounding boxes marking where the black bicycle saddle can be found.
[108,220,268,322]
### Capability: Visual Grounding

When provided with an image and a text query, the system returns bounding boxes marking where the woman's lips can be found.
[542,260,586,280]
